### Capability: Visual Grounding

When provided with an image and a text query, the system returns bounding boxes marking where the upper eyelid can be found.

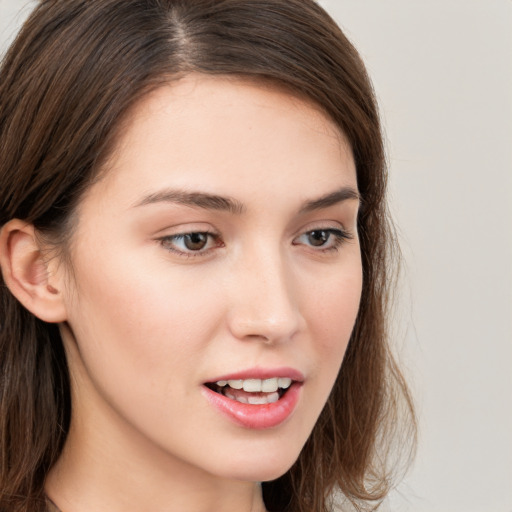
[293,220,351,237]
[153,222,217,236]
[293,227,353,244]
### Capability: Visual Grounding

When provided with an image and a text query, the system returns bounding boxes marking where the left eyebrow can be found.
[133,189,246,214]
[299,186,360,214]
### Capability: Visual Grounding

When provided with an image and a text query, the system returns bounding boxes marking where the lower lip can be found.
[201,383,302,429]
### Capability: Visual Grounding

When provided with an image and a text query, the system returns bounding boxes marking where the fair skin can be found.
[1,75,362,512]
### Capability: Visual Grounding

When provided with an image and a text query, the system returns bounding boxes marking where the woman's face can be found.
[58,75,362,482]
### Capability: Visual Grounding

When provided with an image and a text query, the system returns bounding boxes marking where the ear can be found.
[0,219,67,323]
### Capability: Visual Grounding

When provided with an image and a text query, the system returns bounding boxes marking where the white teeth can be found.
[243,379,262,392]
[217,377,294,391]
[225,391,280,405]
[267,392,280,403]
[225,390,248,403]
[248,395,268,405]
[261,378,279,392]
[278,377,292,389]
[227,379,243,389]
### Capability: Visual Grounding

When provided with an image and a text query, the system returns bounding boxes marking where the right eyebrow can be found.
[132,189,246,215]
[298,186,361,214]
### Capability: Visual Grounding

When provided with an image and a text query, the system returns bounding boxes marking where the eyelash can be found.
[158,227,353,259]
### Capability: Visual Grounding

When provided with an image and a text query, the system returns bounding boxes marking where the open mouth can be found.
[205,377,293,405]
[202,374,303,428]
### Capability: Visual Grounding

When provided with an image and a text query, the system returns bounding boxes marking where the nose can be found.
[226,249,304,344]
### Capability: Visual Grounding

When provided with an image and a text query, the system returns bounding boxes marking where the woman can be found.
[0,1,415,511]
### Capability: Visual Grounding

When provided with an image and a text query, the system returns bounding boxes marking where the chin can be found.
[225,464,292,484]
[212,443,303,483]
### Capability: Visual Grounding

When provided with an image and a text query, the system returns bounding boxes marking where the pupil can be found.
[185,233,208,250]
[308,230,328,246]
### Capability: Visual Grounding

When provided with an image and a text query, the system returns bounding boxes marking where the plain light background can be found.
[1,1,511,511]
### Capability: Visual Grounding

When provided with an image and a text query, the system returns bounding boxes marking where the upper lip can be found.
[205,367,305,384]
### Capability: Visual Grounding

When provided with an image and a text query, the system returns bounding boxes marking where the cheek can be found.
[308,263,362,346]
[63,249,223,388]
[61,250,229,455]
[303,261,363,389]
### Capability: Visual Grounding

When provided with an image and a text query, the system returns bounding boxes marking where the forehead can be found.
[117,74,348,148]
[89,74,356,210]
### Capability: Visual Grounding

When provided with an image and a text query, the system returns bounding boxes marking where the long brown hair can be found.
[0,1,415,511]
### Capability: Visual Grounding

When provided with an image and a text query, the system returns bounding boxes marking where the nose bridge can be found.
[227,242,302,343]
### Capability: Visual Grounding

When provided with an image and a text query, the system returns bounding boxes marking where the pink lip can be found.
[206,367,305,383]
[202,367,304,429]
[201,381,302,430]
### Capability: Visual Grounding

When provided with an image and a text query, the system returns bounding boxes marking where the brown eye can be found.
[307,230,330,247]
[183,232,208,250]
[160,231,222,256]
[293,228,352,252]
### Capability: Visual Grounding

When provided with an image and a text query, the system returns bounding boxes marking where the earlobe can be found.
[0,219,67,323]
